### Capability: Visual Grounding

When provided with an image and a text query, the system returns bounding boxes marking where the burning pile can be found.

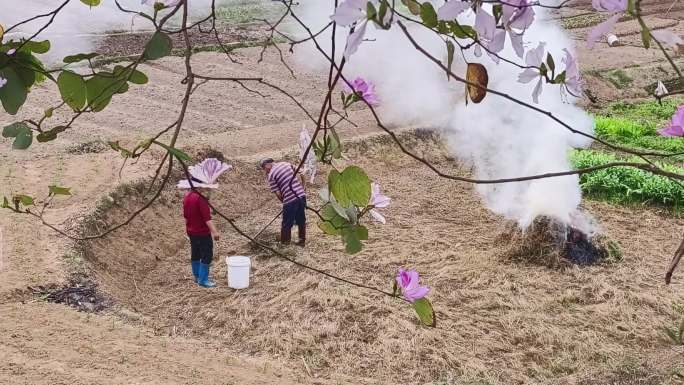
[501,215,622,268]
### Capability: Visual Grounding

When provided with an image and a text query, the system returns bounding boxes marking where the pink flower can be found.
[502,0,535,32]
[298,126,317,183]
[658,105,684,137]
[331,0,380,59]
[6,49,16,55]
[587,0,626,48]
[473,7,507,63]
[517,42,546,103]
[396,268,430,303]
[437,0,470,21]
[0,77,6,89]
[343,77,380,106]
[177,158,232,189]
[369,182,390,223]
[592,0,627,12]
[561,49,582,98]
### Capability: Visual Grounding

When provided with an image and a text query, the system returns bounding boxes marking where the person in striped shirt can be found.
[260,158,307,246]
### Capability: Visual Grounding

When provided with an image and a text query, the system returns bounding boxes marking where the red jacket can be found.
[183,191,211,236]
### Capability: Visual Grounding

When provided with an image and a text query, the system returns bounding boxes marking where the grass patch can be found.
[570,149,684,211]
[603,69,633,89]
[592,99,684,156]
[561,13,607,29]
[599,99,682,127]
[215,0,283,24]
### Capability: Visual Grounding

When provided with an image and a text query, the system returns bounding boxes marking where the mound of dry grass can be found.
[501,216,622,268]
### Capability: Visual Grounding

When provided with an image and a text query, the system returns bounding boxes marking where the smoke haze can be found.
[290,0,595,228]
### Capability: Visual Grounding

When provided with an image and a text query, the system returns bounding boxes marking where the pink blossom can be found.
[369,182,390,224]
[331,0,380,59]
[658,105,684,137]
[6,49,16,55]
[396,268,430,303]
[509,32,525,58]
[0,77,6,89]
[502,0,535,31]
[587,14,621,49]
[437,0,470,21]
[473,7,507,63]
[592,0,627,12]
[177,158,232,189]
[517,42,546,103]
[561,49,582,98]
[587,0,626,49]
[343,77,380,106]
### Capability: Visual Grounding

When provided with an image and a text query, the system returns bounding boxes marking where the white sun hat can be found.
[177,158,232,189]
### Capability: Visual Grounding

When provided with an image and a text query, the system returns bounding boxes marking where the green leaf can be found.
[413,298,436,327]
[328,166,372,207]
[86,73,122,112]
[12,127,33,149]
[378,0,388,25]
[319,204,346,235]
[21,40,50,54]
[449,22,476,39]
[144,32,172,60]
[641,27,651,49]
[3,122,33,149]
[36,125,67,143]
[493,4,503,23]
[0,68,28,115]
[554,70,566,84]
[366,1,377,21]
[63,52,99,64]
[128,69,149,85]
[155,141,191,162]
[80,0,101,6]
[341,225,367,254]
[392,279,398,297]
[401,0,421,15]
[58,70,87,110]
[3,122,28,138]
[48,185,72,196]
[446,40,455,79]
[14,194,34,206]
[420,2,438,28]
[1,196,9,209]
[546,53,555,73]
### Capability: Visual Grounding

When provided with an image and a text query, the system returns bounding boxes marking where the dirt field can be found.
[1,2,684,385]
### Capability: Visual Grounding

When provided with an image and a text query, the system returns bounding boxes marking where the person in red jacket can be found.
[178,158,232,288]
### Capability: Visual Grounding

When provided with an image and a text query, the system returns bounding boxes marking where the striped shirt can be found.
[268,162,306,204]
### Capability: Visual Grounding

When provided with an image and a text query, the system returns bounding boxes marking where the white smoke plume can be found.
[289,0,595,229]
[1,0,230,63]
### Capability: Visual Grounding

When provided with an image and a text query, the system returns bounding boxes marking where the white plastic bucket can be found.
[606,34,620,47]
[226,256,251,289]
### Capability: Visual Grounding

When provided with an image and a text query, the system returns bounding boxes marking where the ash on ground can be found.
[31,276,111,313]
[501,216,622,268]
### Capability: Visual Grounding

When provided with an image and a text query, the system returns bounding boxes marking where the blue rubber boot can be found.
[191,260,201,283]
[197,263,216,288]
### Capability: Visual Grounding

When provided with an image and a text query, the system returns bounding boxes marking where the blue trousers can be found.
[282,197,306,241]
